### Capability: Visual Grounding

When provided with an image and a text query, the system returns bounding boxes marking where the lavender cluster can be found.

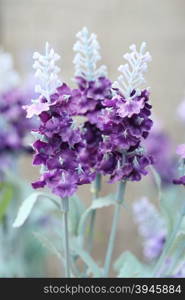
[144,122,177,186]
[0,87,34,155]
[0,50,34,179]
[25,29,153,198]
[132,197,166,261]
[173,144,185,185]
[133,197,185,277]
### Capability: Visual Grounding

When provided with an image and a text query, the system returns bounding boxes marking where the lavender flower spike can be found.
[132,197,166,260]
[113,42,151,99]
[0,49,20,94]
[173,144,185,185]
[24,42,62,118]
[73,27,107,81]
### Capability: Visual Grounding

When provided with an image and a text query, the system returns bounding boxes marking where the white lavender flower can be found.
[177,97,185,123]
[133,197,167,260]
[32,42,62,102]
[133,197,165,239]
[113,42,151,99]
[24,43,62,119]
[73,27,107,81]
[0,49,20,94]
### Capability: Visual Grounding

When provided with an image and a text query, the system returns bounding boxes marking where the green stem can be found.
[103,181,126,277]
[62,197,71,278]
[2,215,8,234]
[165,244,185,277]
[152,212,184,277]
[87,174,101,252]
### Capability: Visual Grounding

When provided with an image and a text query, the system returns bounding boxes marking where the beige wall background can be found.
[1,0,185,275]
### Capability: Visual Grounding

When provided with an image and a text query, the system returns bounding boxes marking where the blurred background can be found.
[0,0,185,276]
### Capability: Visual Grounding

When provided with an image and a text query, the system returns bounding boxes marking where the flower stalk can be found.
[103,181,126,277]
[87,174,101,252]
[152,206,185,277]
[61,197,71,278]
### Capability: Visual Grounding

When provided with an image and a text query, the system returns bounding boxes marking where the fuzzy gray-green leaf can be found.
[13,192,60,228]
[78,194,115,236]
[114,251,151,278]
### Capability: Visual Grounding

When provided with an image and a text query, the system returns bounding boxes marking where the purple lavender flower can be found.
[25,102,50,118]
[0,86,34,155]
[144,232,166,261]
[133,197,185,277]
[173,175,185,185]
[173,144,185,186]
[0,82,35,182]
[132,197,167,261]
[27,44,98,198]
[176,144,185,158]
[0,49,36,168]
[85,87,153,183]
[144,122,177,186]
[31,97,97,198]
[27,35,153,198]
[84,42,153,183]
[117,95,145,118]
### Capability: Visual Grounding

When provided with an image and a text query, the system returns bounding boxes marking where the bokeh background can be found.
[1,0,185,275]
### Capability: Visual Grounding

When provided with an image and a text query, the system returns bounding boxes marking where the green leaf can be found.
[149,165,162,201]
[160,187,185,237]
[166,231,185,275]
[4,170,32,201]
[33,231,62,260]
[68,194,85,236]
[78,194,115,236]
[114,251,151,278]
[71,237,102,277]
[170,231,185,257]
[0,182,14,220]
[13,192,60,228]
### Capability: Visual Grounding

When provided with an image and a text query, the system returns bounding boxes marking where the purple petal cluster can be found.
[31,84,97,197]
[143,232,166,261]
[144,129,177,186]
[31,76,153,197]
[173,176,185,185]
[85,88,153,182]
[0,87,34,156]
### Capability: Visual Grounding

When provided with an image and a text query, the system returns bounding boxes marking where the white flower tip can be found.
[45,41,50,54]
[76,26,88,39]
[118,64,126,72]
[112,81,119,89]
[82,26,88,33]
[123,53,129,60]
[73,27,106,81]
[129,44,136,51]
[140,41,146,52]
[147,52,152,62]
[33,52,40,59]
[97,64,107,77]
[35,85,42,93]
[116,41,152,97]
[0,49,20,93]
[32,42,61,98]
[81,27,89,37]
